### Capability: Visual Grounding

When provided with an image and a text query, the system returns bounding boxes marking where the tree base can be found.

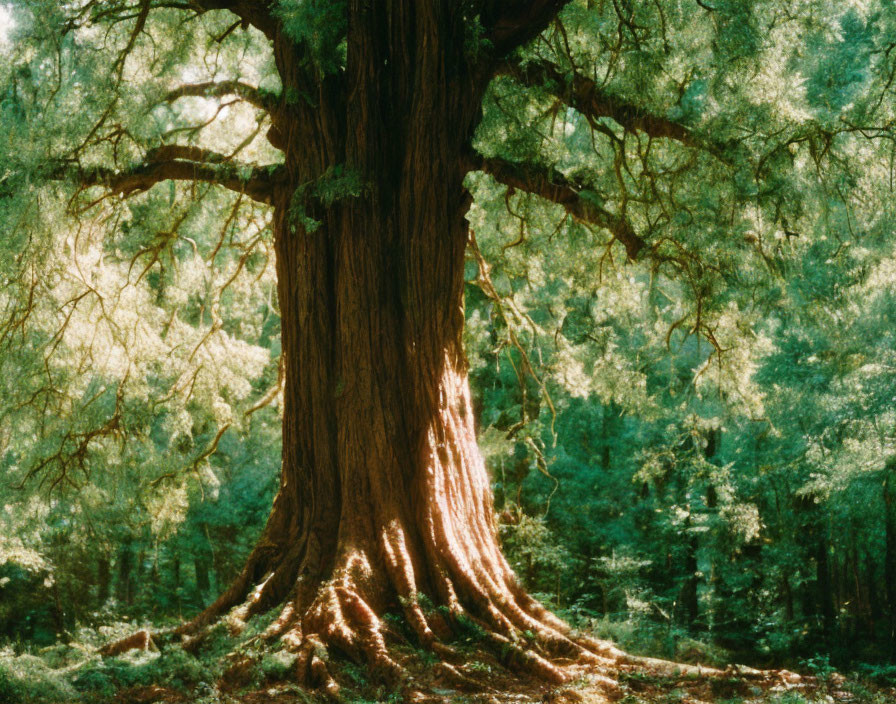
[103,585,809,704]
[185,573,618,696]
[101,627,817,704]
[99,502,808,702]
[162,531,631,696]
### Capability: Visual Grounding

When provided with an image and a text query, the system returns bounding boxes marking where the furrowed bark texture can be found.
[178,2,618,690]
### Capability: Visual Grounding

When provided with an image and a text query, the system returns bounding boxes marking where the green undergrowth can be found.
[0,613,284,703]
[0,643,217,703]
[0,651,80,704]
[1,618,895,704]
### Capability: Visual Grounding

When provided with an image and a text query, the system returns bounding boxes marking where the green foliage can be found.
[275,0,347,75]
[0,651,79,704]
[288,164,367,232]
[856,663,896,687]
[801,654,836,685]
[73,647,215,696]
[462,14,491,62]
[499,514,574,596]
[446,611,489,648]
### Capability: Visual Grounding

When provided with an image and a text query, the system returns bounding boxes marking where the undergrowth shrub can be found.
[0,650,79,703]
[856,662,896,687]
[72,646,214,696]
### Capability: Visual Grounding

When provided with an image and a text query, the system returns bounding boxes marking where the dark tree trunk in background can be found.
[680,513,699,628]
[179,2,616,688]
[867,554,881,641]
[97,556,111,605]
[194,557,211,597]
[680,429,717,629]
[51,583,65,636]
[600,404,612,471]
[885,469,896,650]
[116,544,133,606]
[172,556,182,613]
[815,523,834,637]
[794,494,833,637]
[139,551,150,603]
[782,576,794,622]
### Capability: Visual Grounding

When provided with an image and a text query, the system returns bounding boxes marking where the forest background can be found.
[2,0,896,702]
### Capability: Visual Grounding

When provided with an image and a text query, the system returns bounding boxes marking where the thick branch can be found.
[482,1,572,56]
[143,144,229,163]
[496,58,701,148]
[58,149,284,204]
[165,80,277,113]
[68,2,278,40]
[468,154,645,259]
[189,0,278,40]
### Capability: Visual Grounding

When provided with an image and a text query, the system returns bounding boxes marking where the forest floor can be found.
[4,620,895,704]
[99,646,894,704]
[106,664,894,704]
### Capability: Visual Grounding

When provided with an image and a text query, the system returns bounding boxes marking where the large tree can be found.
[2,0,894,693]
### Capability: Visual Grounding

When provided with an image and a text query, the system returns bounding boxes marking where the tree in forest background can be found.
[1,0,896,694]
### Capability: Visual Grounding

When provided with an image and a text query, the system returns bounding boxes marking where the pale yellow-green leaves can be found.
[692,303,774,421]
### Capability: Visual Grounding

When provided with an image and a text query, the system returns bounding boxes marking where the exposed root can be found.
[173,540,278,638]
[97,566,812,704]
[97,515,812,702]
[336,586,406,683]
[99,536,631,697]
[260,598,297,641]
[481,630,569,685]
[433,662,496,692]
[98,629,157,657]
[296,635,340,698]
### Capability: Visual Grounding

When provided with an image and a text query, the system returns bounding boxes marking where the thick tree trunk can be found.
[177,5,621,690]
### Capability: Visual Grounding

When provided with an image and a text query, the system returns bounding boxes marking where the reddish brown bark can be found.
[173,2,623,691]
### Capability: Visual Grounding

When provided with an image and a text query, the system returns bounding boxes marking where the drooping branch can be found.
[164,80,277,113]
[496,57,704,149]
[56,148,285,204]
[467,153,645,259]
[481,1,572,57]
